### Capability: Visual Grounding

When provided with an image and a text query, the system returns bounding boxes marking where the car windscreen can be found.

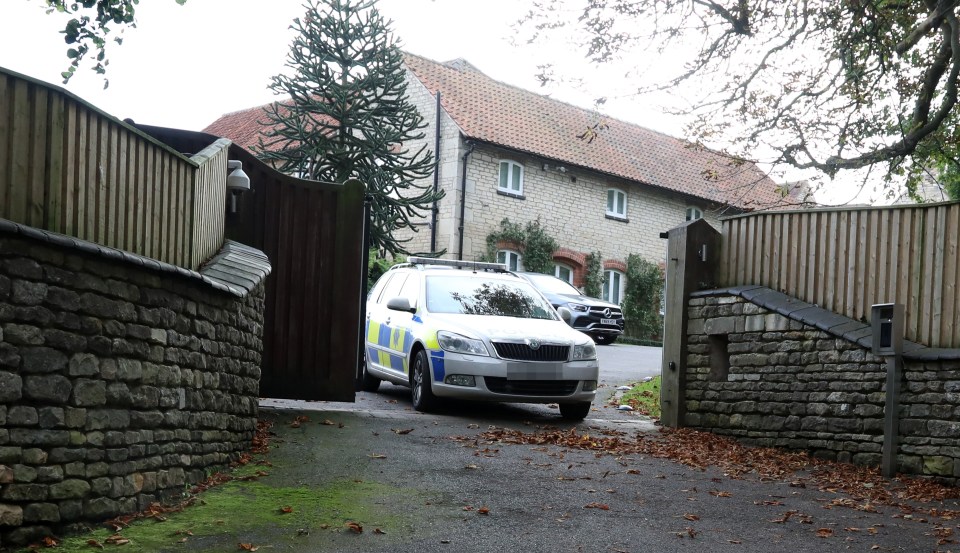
[524,273,581,295]
[425,275,556,319]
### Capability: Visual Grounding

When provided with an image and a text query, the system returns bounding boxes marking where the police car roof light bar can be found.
[407,256,508,272]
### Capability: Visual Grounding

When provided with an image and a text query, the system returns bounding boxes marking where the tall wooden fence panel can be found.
[720,202,960,348]
[137,125,366,402]
[0,67,227,270]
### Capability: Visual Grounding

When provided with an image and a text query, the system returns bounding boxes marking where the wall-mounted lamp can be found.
[227,160,250,213]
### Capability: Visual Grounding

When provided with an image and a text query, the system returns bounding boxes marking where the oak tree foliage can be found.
[258,0,443,255]
[521,1,960,191]
[43,0,186,86]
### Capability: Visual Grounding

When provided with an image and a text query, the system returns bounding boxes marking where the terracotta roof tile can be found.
[202,53,792,210]
[403,52,788,210]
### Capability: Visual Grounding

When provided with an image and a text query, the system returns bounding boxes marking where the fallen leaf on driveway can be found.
[368,453,387,459]
[374,528,386,534]
[238,544,259,551]
[478,507,490,515]
[770,510,798,523]
[584,503,610,510]
[320,419,338,426]
[392,428,414,435]
[710,490,732,497]
[683,513,700,521]
[816,528,833,538]
[345,522,363,533]
[465,464,479,470]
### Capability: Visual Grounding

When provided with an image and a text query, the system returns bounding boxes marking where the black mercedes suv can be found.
[515,272,625,345]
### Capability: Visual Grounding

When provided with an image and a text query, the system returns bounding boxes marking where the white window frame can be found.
[498,160,524,195]
[686,206,703,221]
[606,188,627,218]
[554,263,574,284]
[602,269,625,305]
[497,249,523,271]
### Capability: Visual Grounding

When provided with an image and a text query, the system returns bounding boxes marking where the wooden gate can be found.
[138,126,366,401]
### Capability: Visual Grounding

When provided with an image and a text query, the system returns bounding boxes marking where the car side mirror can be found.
[557,306,572,324]
[386,297,415,313]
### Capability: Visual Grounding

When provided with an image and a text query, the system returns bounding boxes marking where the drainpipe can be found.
[430,91,441,253]
[457,140,476,261]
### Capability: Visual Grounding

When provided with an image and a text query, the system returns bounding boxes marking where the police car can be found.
[362,257,599,420]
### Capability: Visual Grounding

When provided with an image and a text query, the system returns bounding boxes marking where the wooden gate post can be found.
[660,219,720,428]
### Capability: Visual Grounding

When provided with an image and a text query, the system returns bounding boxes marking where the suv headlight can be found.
[567,303,588,312]
[572,342,597,360]
[437,331,489,356]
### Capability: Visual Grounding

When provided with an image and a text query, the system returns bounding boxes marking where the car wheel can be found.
[360,350,381,392]
[559,401,592,421]
[593,335,615,345]
[410,349,437,412]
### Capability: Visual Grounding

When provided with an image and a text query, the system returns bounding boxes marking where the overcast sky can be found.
[1,0,883,204]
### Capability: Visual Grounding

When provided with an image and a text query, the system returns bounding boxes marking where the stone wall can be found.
[686,292,960,482]
[0,233,266,546]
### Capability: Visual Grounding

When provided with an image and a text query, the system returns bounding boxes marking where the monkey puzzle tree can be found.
[258,0,442,256]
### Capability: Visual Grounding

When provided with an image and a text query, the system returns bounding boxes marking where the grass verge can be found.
[618,376,661,418]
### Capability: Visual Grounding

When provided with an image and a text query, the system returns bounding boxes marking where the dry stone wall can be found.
[686,293,960,483]
[0,234,265,546]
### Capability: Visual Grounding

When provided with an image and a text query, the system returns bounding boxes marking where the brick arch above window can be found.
[553,247,586,268]
[494,239,523,252]
[603,259,627,273]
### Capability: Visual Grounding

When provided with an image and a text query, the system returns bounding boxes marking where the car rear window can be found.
[425,275,555,319]
[525,273,581,295]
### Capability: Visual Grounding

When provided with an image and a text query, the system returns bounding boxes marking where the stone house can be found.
[204,52,803,304]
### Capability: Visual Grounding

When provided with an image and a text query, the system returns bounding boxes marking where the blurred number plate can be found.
[601,318,617,325]
[507,363,562,380]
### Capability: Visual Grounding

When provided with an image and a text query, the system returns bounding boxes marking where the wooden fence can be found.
[720,202,960,348]
[0,66,226,270]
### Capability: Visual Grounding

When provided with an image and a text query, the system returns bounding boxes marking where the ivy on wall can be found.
[583,251,603,298]
[484,218,558,274]
[622,254,664,340]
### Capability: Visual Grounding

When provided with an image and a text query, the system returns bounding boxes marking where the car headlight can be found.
[572,342,597,360]
[567,303,588,312]
[437,331,489,356]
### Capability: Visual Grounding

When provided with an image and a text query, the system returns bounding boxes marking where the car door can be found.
[386,272,421,376]
[366,272,408,374]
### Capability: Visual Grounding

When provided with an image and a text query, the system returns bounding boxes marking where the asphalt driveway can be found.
[36,344,960,552]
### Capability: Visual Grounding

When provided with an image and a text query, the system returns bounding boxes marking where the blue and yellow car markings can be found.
[367,322,446,380]
[430,351,445,382]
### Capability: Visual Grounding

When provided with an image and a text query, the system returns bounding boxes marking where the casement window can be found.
[497,250,523,271]
[686,206,703,221]
[498,160,524,195]
[602,269,625,305]
[606,188,627,218]
[554,264,574,284]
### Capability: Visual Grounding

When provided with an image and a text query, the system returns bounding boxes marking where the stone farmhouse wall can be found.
[396,68,718,268]
[0,233,265,546]
[685,292,960,482]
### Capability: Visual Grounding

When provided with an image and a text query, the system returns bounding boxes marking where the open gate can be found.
[137,126,366,401]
